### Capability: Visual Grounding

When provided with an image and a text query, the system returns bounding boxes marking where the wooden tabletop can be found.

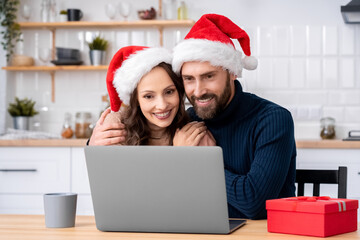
[0,215,358,240]
[1,139,360,148]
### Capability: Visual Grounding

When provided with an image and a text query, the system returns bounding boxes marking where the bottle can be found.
[49,0,57,22]
[177,1,188,20]
[61,112,74,139]
[40,0,50,22]
[320,117,336,140]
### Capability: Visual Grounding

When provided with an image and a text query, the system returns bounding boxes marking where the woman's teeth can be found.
[154,111,170,117]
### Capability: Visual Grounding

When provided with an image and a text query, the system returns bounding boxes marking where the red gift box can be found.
[266,196,358,237]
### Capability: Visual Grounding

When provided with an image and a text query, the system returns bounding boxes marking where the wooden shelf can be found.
[5,17,195,103]
[2,65,108,102]
[2,65,108,71]
[18,20,195,29]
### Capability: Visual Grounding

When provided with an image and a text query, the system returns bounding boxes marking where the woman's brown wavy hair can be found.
[122,62,189,145]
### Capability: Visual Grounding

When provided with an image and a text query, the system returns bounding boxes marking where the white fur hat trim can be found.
[113,47,172,106]
[172,39,244,76]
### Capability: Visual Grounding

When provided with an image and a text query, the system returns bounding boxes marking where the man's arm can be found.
[88,108,127,145]
[225,108,296,219]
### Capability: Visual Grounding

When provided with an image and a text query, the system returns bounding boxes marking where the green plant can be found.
[7,97,39,117]
[60,10,67,15]
[0,0,22,62]
[88,35,108,51]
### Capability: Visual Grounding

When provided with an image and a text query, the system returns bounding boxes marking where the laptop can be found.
[84,146,246,234]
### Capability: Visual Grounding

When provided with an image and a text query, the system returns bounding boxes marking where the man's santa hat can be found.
[106,46,172,112]
[172,14,257,76]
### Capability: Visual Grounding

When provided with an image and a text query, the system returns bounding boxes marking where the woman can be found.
[89,46,210,146]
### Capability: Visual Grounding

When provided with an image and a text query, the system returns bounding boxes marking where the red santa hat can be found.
[172,14,257,77]
[106,46,172,112]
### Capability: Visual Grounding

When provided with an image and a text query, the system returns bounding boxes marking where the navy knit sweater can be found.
[188,80,296,219]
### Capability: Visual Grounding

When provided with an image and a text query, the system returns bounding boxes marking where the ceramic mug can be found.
[67,9,83,21]
[44,193,77,228]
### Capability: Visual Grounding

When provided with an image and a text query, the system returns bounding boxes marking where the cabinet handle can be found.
[0,169,37,172]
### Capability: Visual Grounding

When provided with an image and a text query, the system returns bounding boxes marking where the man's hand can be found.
[198,130,216,146]
[173,121,207,146]
[88,108,127,145]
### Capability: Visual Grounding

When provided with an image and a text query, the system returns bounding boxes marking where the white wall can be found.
[2,0,360,139]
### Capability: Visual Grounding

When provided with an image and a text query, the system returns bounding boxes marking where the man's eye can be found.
[207,74,213,79]
[183,77,193,81]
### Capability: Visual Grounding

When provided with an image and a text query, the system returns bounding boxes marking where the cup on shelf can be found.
[44,193,77,228]
[118,1,131,21]
[38,48,51,65]
[21,4,31,21]
[105,3,116,20]
[67,9,83,21]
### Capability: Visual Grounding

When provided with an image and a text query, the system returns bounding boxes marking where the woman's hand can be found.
[173,121,207,146]
[198,130,216,146]
[88,108,127,145]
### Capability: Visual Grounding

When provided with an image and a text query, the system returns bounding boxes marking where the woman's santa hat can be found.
[172,14,257,77]
[106,46,172,112]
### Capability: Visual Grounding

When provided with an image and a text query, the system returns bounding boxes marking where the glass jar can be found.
[320,117,336,140]
[61,112,73,139]
[75,112,92,138]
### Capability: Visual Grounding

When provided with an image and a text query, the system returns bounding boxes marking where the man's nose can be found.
[193,80,206,97]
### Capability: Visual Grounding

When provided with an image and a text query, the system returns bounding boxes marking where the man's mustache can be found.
[190,94,216,103]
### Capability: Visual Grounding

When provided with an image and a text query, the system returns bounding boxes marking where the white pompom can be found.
[242,56,258,70]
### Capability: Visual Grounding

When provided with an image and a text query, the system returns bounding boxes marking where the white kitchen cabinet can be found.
[71,147,93,215]
[0,147,71,214]
[296,148,360,220]
[296,149,360,198]
[1,145,359,217]
[0,146,94,215]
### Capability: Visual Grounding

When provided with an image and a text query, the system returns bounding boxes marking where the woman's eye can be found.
[143,95,153,99]
[165,89,175,95]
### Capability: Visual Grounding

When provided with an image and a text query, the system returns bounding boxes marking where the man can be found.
[171,14,296,219]
[90,14,296,220]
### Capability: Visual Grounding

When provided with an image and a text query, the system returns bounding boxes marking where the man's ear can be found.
[230,73,237,81]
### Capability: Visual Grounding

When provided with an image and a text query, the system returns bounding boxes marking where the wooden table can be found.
[0,215,358,240]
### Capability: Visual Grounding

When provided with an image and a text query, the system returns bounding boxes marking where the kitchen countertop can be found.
[0,139,88,147]
[0,139,360,148]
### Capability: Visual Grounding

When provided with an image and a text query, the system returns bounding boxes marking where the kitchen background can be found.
[1,0,359,140]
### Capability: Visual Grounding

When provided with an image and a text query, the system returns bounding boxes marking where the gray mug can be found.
[44,193,77,228]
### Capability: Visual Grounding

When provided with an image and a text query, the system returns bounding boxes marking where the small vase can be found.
[13,116,30,130]
[89,50,105,66]
[59,14,67,22]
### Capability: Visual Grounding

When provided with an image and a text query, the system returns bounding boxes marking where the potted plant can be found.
[87,35,108,66]
[7,97,39,130]
[0,0,22,62]
[59,9,67,22]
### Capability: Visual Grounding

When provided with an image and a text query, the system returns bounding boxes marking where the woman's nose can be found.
[155,96,168,110]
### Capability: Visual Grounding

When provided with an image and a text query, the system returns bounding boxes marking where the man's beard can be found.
[189,77,232,120]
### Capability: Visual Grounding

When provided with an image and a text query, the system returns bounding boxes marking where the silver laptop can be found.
[84,146,246,234]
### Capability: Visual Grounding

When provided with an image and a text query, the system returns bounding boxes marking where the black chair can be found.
[295,166,347,198]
